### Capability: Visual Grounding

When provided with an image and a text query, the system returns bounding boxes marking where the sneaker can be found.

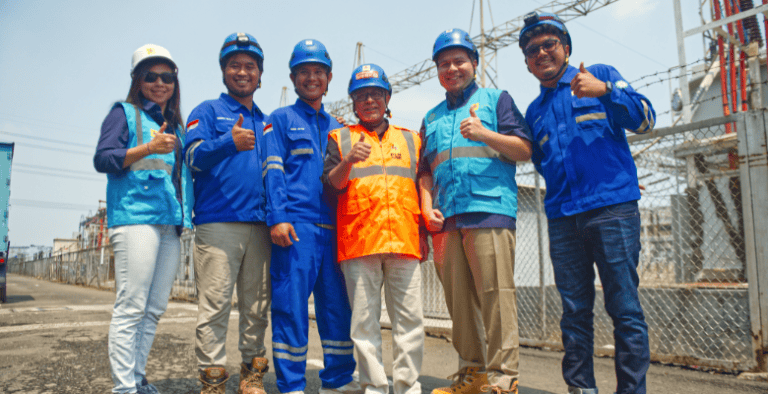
[199,366,229,394]
[567,387,598,394]
[431,367,489,394]
[136,377,159,394]
[319,379,363,394]
[239,357,269,394]
[480,379,519,394]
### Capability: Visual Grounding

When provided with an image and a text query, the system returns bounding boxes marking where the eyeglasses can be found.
[143,71,176,84]
[350,90,386,102]
[523,39,561,58]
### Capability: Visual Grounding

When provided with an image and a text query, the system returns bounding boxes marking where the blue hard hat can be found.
[348,63,391,95]
[432,28,479,62]
[519,12,572,55]
[220,32,264,69]
[289,39,332,72]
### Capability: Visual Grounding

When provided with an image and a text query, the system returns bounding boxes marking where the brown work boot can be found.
[239,357,269,394]
[431,366,489,394]
[199,366,229,394]
[481,379,519,394]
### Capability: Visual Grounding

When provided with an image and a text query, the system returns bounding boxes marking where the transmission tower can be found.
[279,86,289,108]
[353,42,365,69]
[326,0,623,120]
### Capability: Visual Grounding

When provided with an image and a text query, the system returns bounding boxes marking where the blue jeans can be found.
[108,224,181,393]
[548,201,649,394]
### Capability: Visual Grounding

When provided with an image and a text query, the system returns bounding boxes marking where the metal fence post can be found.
[740,110,768,371]
[534,170,547,340]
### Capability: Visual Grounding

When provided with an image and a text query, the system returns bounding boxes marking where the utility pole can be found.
[479,0,486,88]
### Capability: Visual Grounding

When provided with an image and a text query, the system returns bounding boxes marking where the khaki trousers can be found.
[341,255,424,394]
[194,222,271,368]
[433,227,520,388]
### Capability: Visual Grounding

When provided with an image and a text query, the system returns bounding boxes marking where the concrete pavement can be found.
[1,274,767,394]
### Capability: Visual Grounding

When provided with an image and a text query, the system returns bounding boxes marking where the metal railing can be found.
[9,111,768,372]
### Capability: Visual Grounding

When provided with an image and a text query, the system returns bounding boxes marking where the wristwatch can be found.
[604,80,613,96]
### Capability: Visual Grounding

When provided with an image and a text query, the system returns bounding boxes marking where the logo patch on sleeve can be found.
[186,119,199,131]
[616,81,628,89]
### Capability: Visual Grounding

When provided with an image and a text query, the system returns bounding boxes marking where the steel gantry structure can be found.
[326,0,623,120]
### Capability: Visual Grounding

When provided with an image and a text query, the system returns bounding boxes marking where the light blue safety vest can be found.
[107,102,192,228]
[423,88,519,219]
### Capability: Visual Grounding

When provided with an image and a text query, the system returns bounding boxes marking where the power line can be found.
[14,163,99,176]
[0,130,95,149]
[9,198,97,212]
[13,142,92,156]
[13,169,105,183]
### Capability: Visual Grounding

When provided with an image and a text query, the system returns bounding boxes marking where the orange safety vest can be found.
[329,124,422,262]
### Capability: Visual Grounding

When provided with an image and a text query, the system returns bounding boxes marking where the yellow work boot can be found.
[431,367,489,394]
[481,379,519,394]
[199,366,229,394]
[239,357,269,394]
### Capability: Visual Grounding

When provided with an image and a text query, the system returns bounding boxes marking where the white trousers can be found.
[341,255,424,394]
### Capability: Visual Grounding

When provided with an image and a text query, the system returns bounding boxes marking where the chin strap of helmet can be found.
[538,56,569,84]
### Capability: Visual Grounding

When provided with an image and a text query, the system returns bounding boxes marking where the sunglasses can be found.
[143,71,176,84]
[350,90,386,102]
[524,39,561,58]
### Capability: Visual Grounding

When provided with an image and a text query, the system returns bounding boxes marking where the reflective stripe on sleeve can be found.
[323,347,354,355]
[186,140,203,172]
[633,99,654,134]
[262,163,285,177]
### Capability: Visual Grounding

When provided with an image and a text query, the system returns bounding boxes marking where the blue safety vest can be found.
[107,102,192,228]
[423,88,518,219]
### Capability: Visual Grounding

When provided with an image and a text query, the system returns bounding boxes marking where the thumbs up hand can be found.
[570,62,609,99]
[147,122,177,154]
[231,114,256,151]
[344,132,371,164]
[460,105,488,142]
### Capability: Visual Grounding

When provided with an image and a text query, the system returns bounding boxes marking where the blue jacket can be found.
[525,64,656,219]
[99,102,193,229]
[261,99,341,226]
[183,93,266,225]
[423,87,521,220]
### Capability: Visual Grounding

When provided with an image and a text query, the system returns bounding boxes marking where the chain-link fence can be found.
[8,111,768,372]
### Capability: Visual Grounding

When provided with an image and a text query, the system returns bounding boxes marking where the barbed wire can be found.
[629,52,750,90]
[654,78,768,118]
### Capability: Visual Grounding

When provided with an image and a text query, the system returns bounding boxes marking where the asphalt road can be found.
[1,274,767,394]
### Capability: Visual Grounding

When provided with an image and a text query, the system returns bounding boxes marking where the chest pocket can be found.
[215,119,236,136]
[287,129,315,158]
[572,98,606,130]
[473,104,495,130]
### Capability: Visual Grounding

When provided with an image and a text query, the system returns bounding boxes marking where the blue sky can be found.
[0,0,715,247]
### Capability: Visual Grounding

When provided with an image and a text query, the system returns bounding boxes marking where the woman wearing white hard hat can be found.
[94,44,193,394]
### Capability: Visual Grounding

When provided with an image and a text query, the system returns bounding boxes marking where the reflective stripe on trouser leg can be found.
[432,230,486,370]
[463,228,519,388]
[313,224,356,389]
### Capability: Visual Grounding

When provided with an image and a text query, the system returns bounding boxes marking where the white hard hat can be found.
[131,44,177,76]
